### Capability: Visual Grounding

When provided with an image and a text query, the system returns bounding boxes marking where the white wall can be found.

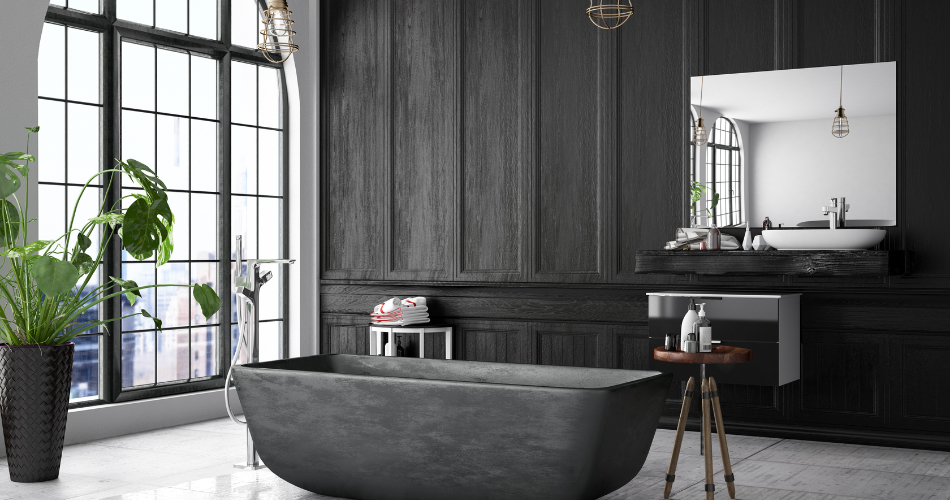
[747,115,896,226]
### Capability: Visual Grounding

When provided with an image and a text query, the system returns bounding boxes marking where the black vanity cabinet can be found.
[648,293,800,386]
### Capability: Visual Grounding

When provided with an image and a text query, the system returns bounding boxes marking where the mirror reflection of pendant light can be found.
[258,0,299,64]
[586,0,634,30]
[832,65,849,138]
[692,75,709,146]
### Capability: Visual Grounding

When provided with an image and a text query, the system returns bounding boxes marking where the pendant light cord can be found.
[699,75,704,119]
[839,65,843,107]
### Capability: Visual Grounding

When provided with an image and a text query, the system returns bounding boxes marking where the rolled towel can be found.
[402,297,427,308]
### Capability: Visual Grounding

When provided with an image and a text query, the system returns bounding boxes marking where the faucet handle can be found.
[829,197,838,207]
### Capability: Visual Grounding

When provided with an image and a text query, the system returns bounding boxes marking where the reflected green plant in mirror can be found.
[690,181,719,227]
[0,127,221,346]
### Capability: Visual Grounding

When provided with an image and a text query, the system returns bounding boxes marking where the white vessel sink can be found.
[762,229,886,251]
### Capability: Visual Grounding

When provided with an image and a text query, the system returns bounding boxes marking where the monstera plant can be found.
[0,127,221,483]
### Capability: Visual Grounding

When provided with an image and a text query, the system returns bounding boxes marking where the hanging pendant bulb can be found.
[258,0,299,64]
[692,75,709,146]
[587,0,634,30]
[832,65,849,138]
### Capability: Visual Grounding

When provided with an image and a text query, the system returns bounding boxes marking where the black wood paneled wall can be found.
[320,0,950,450]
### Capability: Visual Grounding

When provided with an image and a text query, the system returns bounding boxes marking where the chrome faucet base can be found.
[234,463,268,470]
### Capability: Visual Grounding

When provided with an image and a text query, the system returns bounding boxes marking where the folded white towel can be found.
[402,297,426,307]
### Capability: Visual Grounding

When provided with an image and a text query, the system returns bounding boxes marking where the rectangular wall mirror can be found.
[689,62,896,228]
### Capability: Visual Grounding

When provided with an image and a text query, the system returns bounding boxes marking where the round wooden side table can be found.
[654,345,753,500]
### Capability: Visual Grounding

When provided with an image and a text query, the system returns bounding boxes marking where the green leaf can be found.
[120,159,167,202]
[74,233,91,252]
[120,196,173,260]
[140,309,162,331]
[0,162,22,199]
[110,276,142,306]
[192,283,221,319]
[89,213,124,228]
[70,252,96,276]
[710,192,720,209]
[0,200,20,248]
[4,240,50,259]
[156,220,174,267]
[25,126,40,133]
[31,256,79,297]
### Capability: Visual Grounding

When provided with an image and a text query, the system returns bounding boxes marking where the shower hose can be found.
[224,295,251,425]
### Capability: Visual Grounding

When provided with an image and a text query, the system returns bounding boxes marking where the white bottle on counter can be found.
[694,303,713,353]
[680,299,698,351]
[742,221,753,250]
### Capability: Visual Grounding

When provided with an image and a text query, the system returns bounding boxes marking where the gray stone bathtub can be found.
[232,354,671,500]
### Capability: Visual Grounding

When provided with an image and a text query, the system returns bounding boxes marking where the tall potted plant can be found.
[0,127,220,482]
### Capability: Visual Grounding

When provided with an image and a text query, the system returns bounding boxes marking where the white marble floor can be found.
[0,419,948,499]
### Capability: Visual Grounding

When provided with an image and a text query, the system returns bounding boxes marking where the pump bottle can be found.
[680,299,698,351]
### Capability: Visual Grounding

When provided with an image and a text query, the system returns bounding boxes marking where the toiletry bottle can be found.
[680,299,698,350]
[763,217,773,229]
[685,331,699,353]
[396,336,405,357]
[693,303,713,353]
[706,224,721,251]
[742,222,753,250]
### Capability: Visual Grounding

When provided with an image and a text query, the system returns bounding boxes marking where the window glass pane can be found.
[69,0,100,14]
[258,129,280,196]
[71,335,100,401]
[231,62,256,125]
[259,197,280,258]
[259,321,280,362]
[118,0,155,26]
[157,115,189,191]
[121,263,156,331]
[190,0,218,40]
[67,103,100,185]
[50,0,66,6]
[155,0,188,33]
[166,191,190,261]
[231,0,261,49]
[67,186,102,257]
[157,49,189,116]
[231,125,256,194]
[38,99,66,183]
[191,193,217,260]
[231,196,256,259]
[258,66,280,129]
[122,331,155,387]
[191,327,216,377]
[157,263,190,329]
[191,56,217,120]
[191,120,217,191]
[122,42,155,111]
[38,185,66,243]
[38,23,65,99]
[157,329,188,383]
[259,269,279,321]
[121,110,155,168]
[67,28,100,104]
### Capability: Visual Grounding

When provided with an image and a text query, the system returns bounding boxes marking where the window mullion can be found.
[219,51,233,378]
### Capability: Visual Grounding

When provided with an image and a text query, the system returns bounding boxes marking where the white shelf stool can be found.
[369,325,453,359]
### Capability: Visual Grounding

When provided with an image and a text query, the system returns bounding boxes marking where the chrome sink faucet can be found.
[821,197,849,230]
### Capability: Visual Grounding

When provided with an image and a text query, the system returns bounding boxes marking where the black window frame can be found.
[43,0,290,408]
[705,117,742,227]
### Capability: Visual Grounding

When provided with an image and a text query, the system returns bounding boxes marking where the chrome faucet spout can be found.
[821,197,851,230]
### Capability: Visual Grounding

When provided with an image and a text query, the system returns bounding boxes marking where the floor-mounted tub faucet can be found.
[227,235,296,470]
[821,197,849,230]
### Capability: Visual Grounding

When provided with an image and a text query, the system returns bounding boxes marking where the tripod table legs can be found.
[663,375,737,500]
[663,377,695,499]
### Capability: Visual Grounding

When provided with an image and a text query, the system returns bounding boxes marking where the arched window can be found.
[39,0,288,404]
[705,117,742,227]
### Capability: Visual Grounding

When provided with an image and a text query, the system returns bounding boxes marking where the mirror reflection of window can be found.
[705,118,743,227]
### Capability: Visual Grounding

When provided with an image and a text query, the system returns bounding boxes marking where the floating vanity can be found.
[647,292,800,386]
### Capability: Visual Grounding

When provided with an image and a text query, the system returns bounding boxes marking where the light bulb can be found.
[587,0,634,30]
[692,117,708,146]
[258,0,299,64]
[832,107,849,138]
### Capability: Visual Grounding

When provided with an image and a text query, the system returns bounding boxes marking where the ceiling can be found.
[690,62,896,123]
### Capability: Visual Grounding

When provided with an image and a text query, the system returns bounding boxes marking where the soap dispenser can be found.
[742,222,753,250]
[693,303,713,353]
[680,299,698,351]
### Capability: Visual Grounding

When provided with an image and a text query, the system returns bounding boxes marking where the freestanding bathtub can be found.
[232,354,672,500]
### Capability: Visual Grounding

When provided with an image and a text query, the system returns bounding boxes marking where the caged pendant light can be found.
[587,0,634,30]
[692,76,709,146]
[258,0,299,64]
[832,65,849,138]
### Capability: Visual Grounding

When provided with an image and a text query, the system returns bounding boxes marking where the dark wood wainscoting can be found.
[319,0,950,450]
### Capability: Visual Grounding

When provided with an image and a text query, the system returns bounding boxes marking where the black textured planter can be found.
[0,343,74,483]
